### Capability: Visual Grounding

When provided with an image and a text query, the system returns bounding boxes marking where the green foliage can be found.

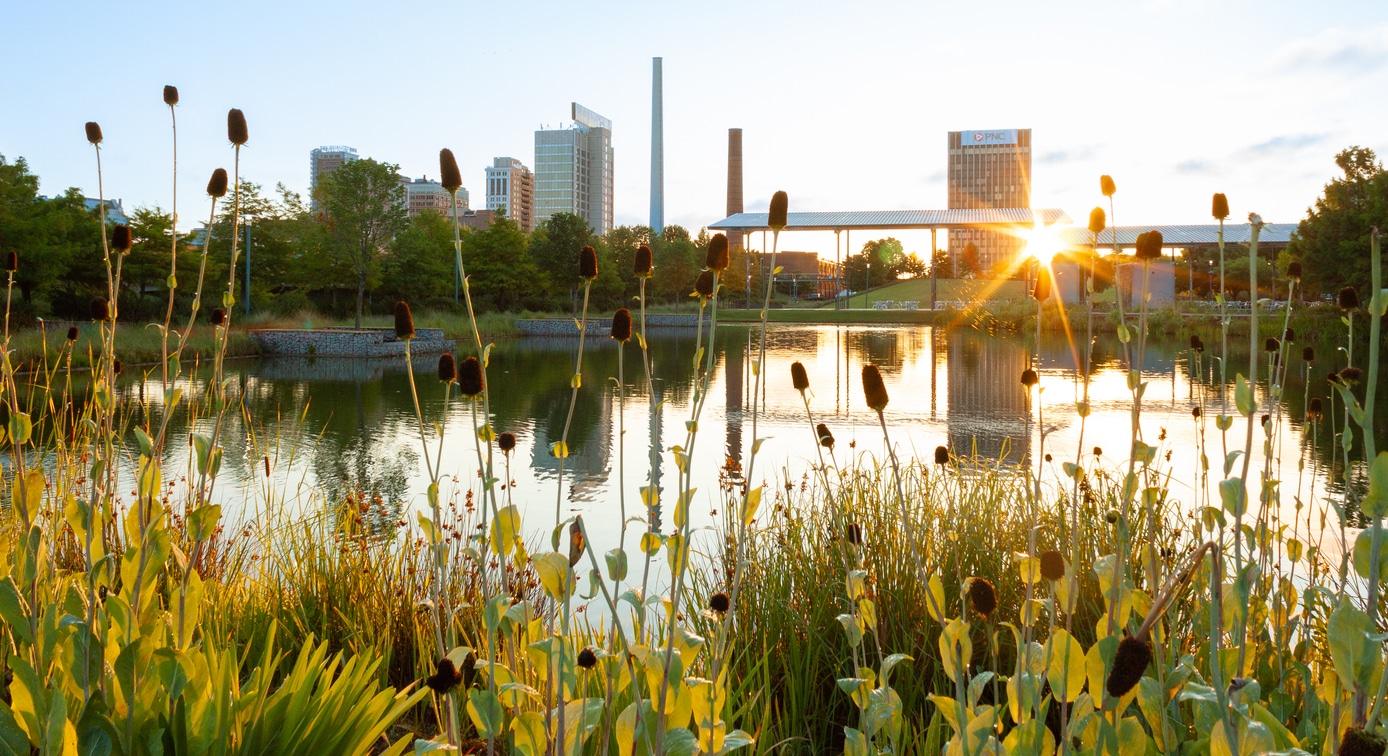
[1288,146,1388,298]
[316,158,407,326]
[460,216,544,312]
[380,210,455,306]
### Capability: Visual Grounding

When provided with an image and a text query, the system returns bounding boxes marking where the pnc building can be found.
[947,129,1032,273]
[534,103,614,235]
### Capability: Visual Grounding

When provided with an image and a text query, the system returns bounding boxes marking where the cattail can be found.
[425,657,463,693]
[1135,230,1163,260]
[816,423,834,449]
[1287,261,1302,280]
[113,359,122,376]
[66,326,78,342]
[1192,406,1202,419]
[705,233,730,271]
[1341,366,1364,385]
[437,353,456,382]
[576,648,598,670]
[4,251,15,272]
[967,577,997,617]
[768,191,789,231]
[1265,337,1279,353]
[1039,550,1066,581]
[861,364,889,412]
[227,108,248,146]
[934,445,950,465]
[459,356,484,397]
[635,245,653,277]
[112,224,133,253]
[1310,398,1323,416]
[1032,267,1051,301]
[1284,328,1296,343]
[1106,636,1153,698]
[163,85,179,106]
[1212,193,1229,221]
[1100,175,1116,197]
[1303,346,1314,362]
[846,522,862,545]
[1021,368,1039,387]
[393,301,414,339]
[611,308,632,341]
[578,245,599,280]
[694,270,715,298]
[498,432,517,453]
[1339,727,1387,756]
[1088,207,1106,235]
[85,122,103,145]
[709,592,730,614]
[210,307,226,326]
[790,361,809,392]
[207,168,228,198]
[438,149,462,193]
[263,456,271,478]
[90,297,109,321]
[1339,286,1360,310]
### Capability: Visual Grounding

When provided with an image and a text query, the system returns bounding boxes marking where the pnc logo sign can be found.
[964,129,1018,146]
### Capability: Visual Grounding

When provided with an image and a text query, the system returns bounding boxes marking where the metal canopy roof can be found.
[709,208,1071,232]
[1058,223,1297,248]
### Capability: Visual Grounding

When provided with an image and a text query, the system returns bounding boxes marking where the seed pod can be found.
[611,308,632,342]
[1106,635,1153,698]
[264,456,271,477]
[1135,230,1163,260]
[705,233,730,271]
[635,245,653,277]
[458,356,484,397]
[1284,328,1295,342]
[1192,406,1202,419]
[112,224,133,253]
[1045,453,1052,462]
[210,307,226,326]
[85,122,103,145]
[1100,175,1116,197]
[861,364,889,412]
[67,326,79,342]
[1328,371,1343,385]
[790,361,809,392]
[709,592,730,614]
[393,301,414,339]
[1339,287,1359,310]
[967,577,997,617]
[1265,337,1279,353]
[1212,193,1229,221]
[1287,261,1302,280]
[207,168,229,198]
[1339,727,1387,756]
[694,270,715,298]
[1088,207,1106,235]
[1039,550,1065,581]
[578,245,599,280]
[163,85,179,106]
[227,108,248,146]
[437,353,456,382]
[1261,414,1271,428]
[498,432,517,452]
[1094,446,1103,457]
[425,657,463,693]
[934,446,950,465]
[1310,398,1323,415]
[816,423,834,449]
[439,149,462,193]
[1303,346,1314,362]
[845,522,862,545]
[1189,334,1204,352]
[1021,368,1039,388]
[1341,366,1364,385]
[4,251,15,272]
[768,191,789,231]
[90,297,109,321]
[576,648,598,670]
[1105,509,1119,523]
[1032,267,1051,301]
[113,359,122,376]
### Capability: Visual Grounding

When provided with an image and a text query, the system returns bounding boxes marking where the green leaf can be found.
[1116,324,1131,343]
[1328,598,1382,693]
[1219,478,1246,517]
[133,427,154,457]
[1235,373,1255,417]
[1352,529,1388,581]
[604,548,627,582]
[188,505,222,542]
[7,412,30,446]
[1362,452,1388,518]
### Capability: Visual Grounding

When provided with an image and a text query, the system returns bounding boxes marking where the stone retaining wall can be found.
[515,315,708,336]
[250,328,454,357]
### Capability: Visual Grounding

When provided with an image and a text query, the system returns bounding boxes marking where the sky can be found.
[3,0,1387,259]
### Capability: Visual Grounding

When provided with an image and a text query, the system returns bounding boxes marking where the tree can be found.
[460,217,543,313]
[528,213,595,310]
[841,238,915,291]
[317,159,407,326]
[381,211,455,306]
[0,156,98,310]
[1288,146,1388,298]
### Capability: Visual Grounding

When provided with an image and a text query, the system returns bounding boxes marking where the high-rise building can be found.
[534,103,614,235]
[947,129,1032,273]
[401,176,468,218]
[309,146,359,206]
[485,158,535,232]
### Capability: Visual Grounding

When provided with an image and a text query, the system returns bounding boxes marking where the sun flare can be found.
[1023,219,1069,269]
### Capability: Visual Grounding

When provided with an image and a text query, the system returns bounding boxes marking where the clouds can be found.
[1235,133,1331,159]
[1269,25,1388,74]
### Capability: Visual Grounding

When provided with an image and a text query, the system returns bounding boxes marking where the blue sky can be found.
[3,0,1386,257]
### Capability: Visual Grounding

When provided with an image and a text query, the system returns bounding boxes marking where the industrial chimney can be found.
[727,128,744,249]
[650,57,664,235]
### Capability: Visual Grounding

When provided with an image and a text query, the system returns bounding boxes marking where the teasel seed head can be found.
[437,353,456,382]
[425,657,463,693]
[768,191,789,231]
[1310,397,1323,416]
[1265,337,1279,353]
[1212,193,1229,221]
[163,85,179,106]
[90,297,109,321]
[694,270,715,298]
[790,361,809,392]
[1045,453,1052,462]
[459,356,485,397]
[207,168,229,198]
[577,648,598,670]
[1021,368,1039,388]
[66,326,78,342]
[438,149,463,193]
[113,359,123,376]
[1135,230,1163,260]
[1339,727,1387,756]
[112,224,133,253]
[1192,405,1202,419]
[498,432,517,453]
[1328,370,1343,386]
[1032,267,1051,301]
[1340,366,1364,386]
[85,122,103,145]
[611,308,632,342]
[1100,175,1116,197]
[1261,413,1271,428]
[934,445,950,466]
[1339,286,1360,310]
[393,301,415,340]
[846,522,862,545]
[861,364,889,412]
[634,245,653,277]
[5,251,15,272]
[1303,345,1314,362]
[227,108,248,146]
[1284,328,1295,343]
[816,423,834,449]
[1094,446,1103,457]
[705,233,730,271]
[1105,509,1119,523]
[967,577,997,617]
[1287,261,1302,280]
[1088,206,1106,235]
[1106,635,1153,698]
[1189,334,1204,352]
[1039,550,1066,581]
[709,592,730,614]
[210,307,226,326]
[579,245,599,280]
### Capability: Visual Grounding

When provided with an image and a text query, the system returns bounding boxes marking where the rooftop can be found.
[1057,223,1297,248]
[709,208,1071,232]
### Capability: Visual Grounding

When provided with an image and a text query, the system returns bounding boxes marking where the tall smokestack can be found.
[727,128,744,249]
[650,57,664,235]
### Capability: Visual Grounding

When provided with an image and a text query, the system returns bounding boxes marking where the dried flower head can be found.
[705,233,730,271]
[5,251,15,272]
[1310,397,1323,416]
[934,445,950,465]
[498,432,517,453]
[1189,334,1204,352]
[1135,230,1163,260]
[227,108,248,146]
[425,657,464,693]
[634,245,653,277]
[861,364,889,412]
[438,149,462,193]
[112,224,133,253]
[1100,175,1116,197]
[459,356,485,397]
[207,168,228,198]
[1339,727,1387,756]
[1341,366,1365,385]
[816,423,834,449]
[1212,193,1229,221]
[1032,267,1051,301]
[1094,446,1103,457]
[1021,368,1039,387]
[1287,261,1302,280]
[578,245,599,280]
[210,307,226,326]
[113,359,123,376]
[611,308,632,342]
[1039,550,1066,581]
[1106,635,1153,698]
[846,522,862,545]
[694,270,715,298]
[393,301,415,339]
[1328,371,1343,385]
[709,592,730,614]
[1339,287,1360,310]
[1284,328,1295,342]
[1192,406,1202,419]
[577,648,598,670]
[768,191,789,231]
[967,577,997,617]
[90,297,109,321]
[1265,337,1279,353]
[66,326,78,342]
[1088,206,1106,235]
[163,85,179,106]
[1105,510,1119,524]
[85,122,103,145]
[790,361,809,392]
[437,353,456,382]
[1303,345,1314,362]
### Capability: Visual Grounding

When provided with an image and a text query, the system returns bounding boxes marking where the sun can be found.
[1023,219,1069,269]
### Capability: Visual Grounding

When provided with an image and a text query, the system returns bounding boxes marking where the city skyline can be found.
[2,1,1386,259]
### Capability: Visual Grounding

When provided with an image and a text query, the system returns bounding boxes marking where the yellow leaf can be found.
[1044,628,1086,702]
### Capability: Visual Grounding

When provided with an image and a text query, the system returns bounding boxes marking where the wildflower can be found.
[1106,635,1152,698]
[438,149,462,193]
[66,326,78,341]
[163,85,179,106]
[85,122,103,145]
[579,245,598,280]
[425,657,464,693]
[610,308,632,342]
[1339,287,1360,310]
[694,270,715,298]
[1100,175,1116,197]
[846,522,862,545]
[1286,261,1302,280]
[1340,366,1364,386]
[458,356,484,397]
[393,301,414,340]
[227,108,248,146]
[1088,207,1106,235]
[1303,346,1314,362]
[790,361,809,392]
[1339,727,1387,756]
[1032,267,1051,301]
[709,592,730,614]
[1265,337,1279,353]
[1135,230,1163,260]
[861,365,889,412]
[112,224,133,253]
[4,252,15,272]
[816,423,834,449]
[705,233,730,271]
[934,446,950,465]
[90,297,109,321]
[1039,550,1065,581]
[498,432,517,453]
[207,168,228,198]
[210,307,226,326]
[1211,193,1229,221]
[768,191,789,231]
[437,353,456,382]
[967,577,997,617]
[577,648,598,670]
[634,245,653,277]
[1021,368,1039,388]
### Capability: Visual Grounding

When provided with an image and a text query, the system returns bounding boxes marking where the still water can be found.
[99,324,1386,565]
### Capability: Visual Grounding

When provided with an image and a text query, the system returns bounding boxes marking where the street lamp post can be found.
[244,221,252,319]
